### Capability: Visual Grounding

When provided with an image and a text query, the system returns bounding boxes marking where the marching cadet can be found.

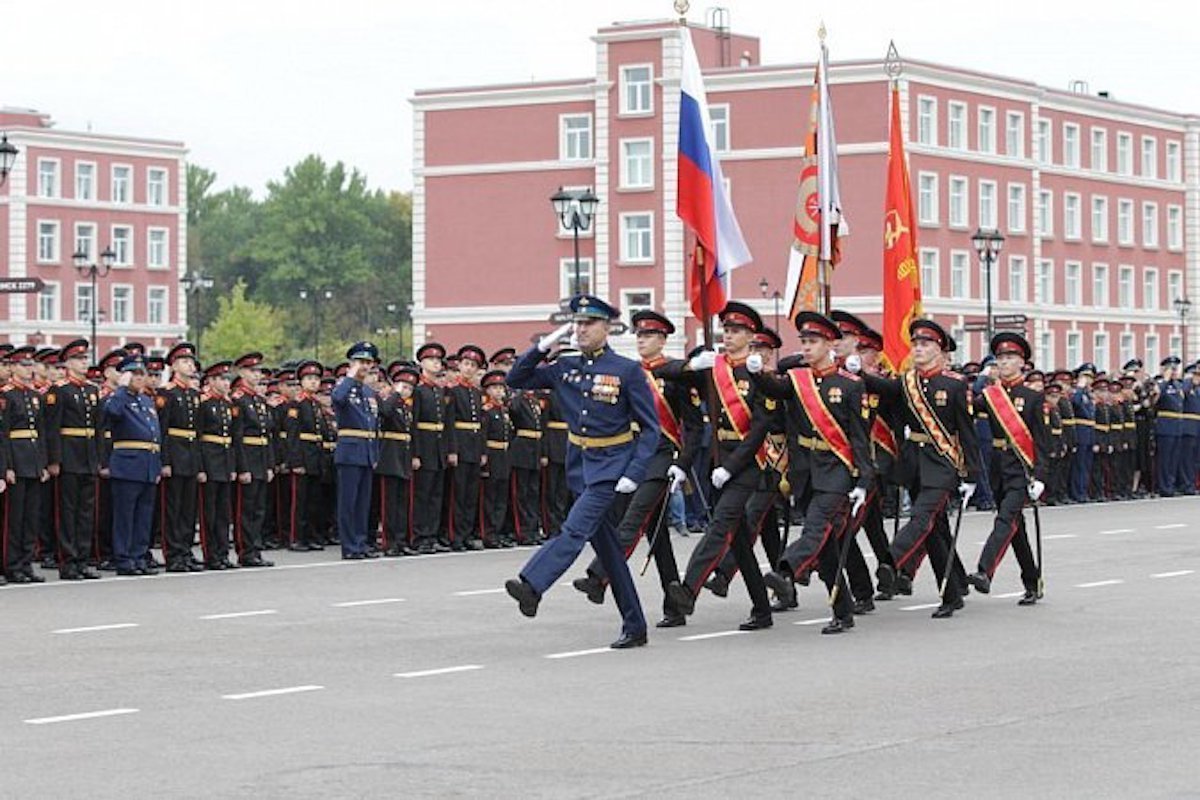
[508,371,546,546]
[230,353,275,567]
[332,342,381,559]
[2,346,50,583]
[1070,364,1098,503]
[1179,363,1199,494]
[448,345,487,550]
[503,295,660,649]
[44,339,102,580]
[965,333,1047,605]
[411,343,456,554]
[198,362,238,569]
[1154,357,1185,496]
[103,354,162,576]
[377,363,416,556]
[285,361,327,551]
[753,312,874,634]
[159,342,205,572]
[480,369,515,548]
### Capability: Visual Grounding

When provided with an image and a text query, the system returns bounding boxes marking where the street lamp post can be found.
[1175,296,1192,363]
[180,271,214,355]
[0,133,18,187]
[550,187,599,296]
[971,227,1005,343]
[300,288,334,362]
[73,245,117,360]
[757,277,782,335]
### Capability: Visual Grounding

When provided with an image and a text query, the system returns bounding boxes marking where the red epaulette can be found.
[837,369,862,382]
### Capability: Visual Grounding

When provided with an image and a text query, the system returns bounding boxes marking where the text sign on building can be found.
[0,278,45,294]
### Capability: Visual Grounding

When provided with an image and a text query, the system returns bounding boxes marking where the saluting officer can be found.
[449,345,487,550]
[2,346,50,583]
[1155,357,1185,496]
[377,363,417,556]
[1178,363,1199,494]
[333,342,382,559]
[1070,364,1098,502]
[103,354,162,576]
[230,353,275,567]
[411,343,456,554]
[159,342,204,572]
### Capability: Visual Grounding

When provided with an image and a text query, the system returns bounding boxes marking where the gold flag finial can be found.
[818,21,827,42]
[884,40,903,79]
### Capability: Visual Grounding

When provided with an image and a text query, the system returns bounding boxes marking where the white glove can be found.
[1027,479,1045,501]
[959,482,976,505]
[746,353,764,374]
[160,364,172,385]
[615,476,638,494]
[848,487,867,517]
[667,465,687,493]
[711,466,732,490]
[688,350,717,371]
[844,354,862,374]
[538,322,573,353]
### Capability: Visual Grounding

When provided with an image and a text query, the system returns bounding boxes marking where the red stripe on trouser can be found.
[407,478,415,545]
[894,492,950,571]
[984,509,1022,579]
[92,481,100,562]
[198,484,209,564]
[3,495,10,571]
[509,473,522,542]
[447,473,456,543]
[720,494,775,581]
[622,485,667,560]
[289,474,298,545]
[234,484,244,555]
[790,515,836,579]
[379,477,389,550]
[477,481,486,542]
[54,479,64,567]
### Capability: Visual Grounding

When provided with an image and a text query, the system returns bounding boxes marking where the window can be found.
[37,159,60,198]
[38,283,59,322]
[1063,123,1080,167]
[1036,190,1053,237]
[147,228,169,268]
[1117,199,1134,245]
[1066,331,1081,368]
[1093,332,1109,374]
[978,180,997,229]
[1090,127,1108,171]
[1144,334,1159,371]
[1036,118,1052,163]
[919,248,940,297]
[1118,265,1135,309]
[1008,255,1027,302]
[1005,111,1024,158]
[147,168,168,207]
[1168,271,1184,306]
[75,283,94,322]
[619,212,654,263]
[1167,205,1183,250]
[621,289,654,320]
[1140,136,1157,178]
[950,250,970,299]
[709,104,729,152]
[75,161,95,200]
[1144,268,1159,310]
[1166,141,1182,182]
[1006,183,1026,233]
[1116,132,1132,175]
[1169,334,1183,359]
[560,115,592,161]
[1119,332,1135,366]
[918,172,938,224]
[37,221,60,263]
[1092,263,1109,307]
[1039,332,1053,367]
[1036,259,1054,304]
[559,257,594,297]
[111,225,133,265]
[1065,261,1082,305]
[1142,202,1158,248]
[948,102,967,150]
[112,165,132,203]
[1063,193,1081,239]
[917,96,937,145]
[948,176,968,228]
[951,327,968,361]
[1091,195,1108,243]
[620,139,654,190]
[978,106,996,154]
[147,286,168,326]
[620,65,653,115]
[74,222,97,262]
[111,285,132,324]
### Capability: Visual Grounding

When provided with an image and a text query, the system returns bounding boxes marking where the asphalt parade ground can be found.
[1,496,1198,798]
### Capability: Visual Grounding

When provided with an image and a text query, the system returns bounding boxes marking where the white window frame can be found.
[1169,334,1183,359]
[948,101,967,150]
[1143,267,1159,310]
[1117,265,1135,309]
[1066,331,1082,368]
[1166,205,1183,251]
[1144,333,1159,370]
[1064,261,1082,305]
[1140,135,1158,179]
[559,114,592,162]
[1166,140,1182,183]
[37,220,61,264]
[74,160,96,201]
[111,224,134,266]
[919,247,941,298]
[74,222,97,263]
[1039,331,1054,368]
[559,257,595,298]
[917,171,939,225]
[37,157,61,199]
[1062,123,1080,168]
[1063,192,1082,240]
[147,227,170,269]
[709,104,730,153]
[619,212,655,265]
[1005,111,1024,158]
[1006,183,1026,234]
[37,281,60,322]
[620,288,656,321]
[977,105,996,154]
[1091,195,1109,243]
[1117,199,1134,246]
[1036,189,1053,238]
[1167,270,1184,307]
[619,137,655,191]
[1119,332,1136,366]
[978,179,997,229]
[1142,201,1159,249]
[1116,132,1133,175]
[111,284,133,324]
[1036,259,1054,304]
[917,96,937,146]
[619,64,654,116]
[1008,255,1027,303]
[74,282,95,323]
[1036,118,1052,164]
[1092,263,1109,307]
[1090,127,1108,172]
[146,167,168,207]
[948,175,968,229]
[147,285,168,326]
[950,249,970,299]
[111,164,133,204]
[554,185,595,239]
[1093,332,1110,374]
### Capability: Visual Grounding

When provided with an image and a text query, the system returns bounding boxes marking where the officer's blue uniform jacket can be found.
[103,387,162,483]
[1071,386,1096,447]
[332,376,379,468]
[1155,378,1184,437]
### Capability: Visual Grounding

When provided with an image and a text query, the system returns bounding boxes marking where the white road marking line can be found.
[394,665,484,679]
[332,598,405,607]
[1151,570,1194,579]
[794,618,830,626]
[1075,579,1124,588]
[453,588,505,596]
[900,603,940,611]
[678,630,747,641]
[1099,528,1133,535]
[1154,523,1187,530]
[1043,534,1077,540]
[544,647,613,660]
[200,609,278,620]
[222,685,324,701]
[52,623,139,635]
[993,591,1025,599]
[25,708,139,725]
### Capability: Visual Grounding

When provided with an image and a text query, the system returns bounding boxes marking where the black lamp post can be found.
[1175,296,1192,363]
[300,287,334,362]
[180,271,214,355]
[0,133,18,186]
[757,277,782,335]
[73,245,117,360]
[971,227,1005,343]
[551,187,599,296]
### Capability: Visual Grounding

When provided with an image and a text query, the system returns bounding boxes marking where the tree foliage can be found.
[201,280,287,363]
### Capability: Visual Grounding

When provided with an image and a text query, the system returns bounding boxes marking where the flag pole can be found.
[694,242,723,467]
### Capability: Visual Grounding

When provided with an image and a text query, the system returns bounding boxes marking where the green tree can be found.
[201,280,286,363]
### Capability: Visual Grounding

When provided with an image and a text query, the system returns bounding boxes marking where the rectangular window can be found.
[621,289,655,319]
[1006,183,1026,233]
[1167,205,1183,250]
[112,165,132,203]
[74,222,97,262]
[978,180,997,229]
[1117,199,1134,245]
[950,250,970,299]
[1039,332,1053,367]
[978,106,996,154]
[1144,334,1159,371]
[1140,136,1157,178]
[147,168,168,207]
[948,176,968,228]
[1169,334,1183,359]
[918,172,938,225]
[1119,332,1135,366]
[1116,132,1132,175]
[620,138,654,190]
[111,285,132,324]
[1118,265,1134,309]
[112,225,133,265]
[75,161,95,200]
[1142,202,1159,248]
[1063,193,1081,239]
[560,114,593,161]
[37,220,60,263]
[1093,332,1109,374]
[620,65,653,115]
[948,102,967,150]
[1092,263,1109,307]
[37,159,60,198]
[38,283,59,322]
[559,258,594,297]
[147,286,168,326]
[75,283,94,322]
[1065,261,1082,305]
[917,96,937,146]
[1144,268,1159,310]
[1168,271,1184,306]
[1091,195,1108,243]
[1066,332,1081,368]
[1036,189,1053,237]
[1008,255,1027,302]
[619,212,654,263]
[147,228,169,268]
[1090,127,1108,172]
[1036,118,1052,163]
[1166,141,1182,182]
[919,248,940,297]
[1005,111,1024,158]
[1063,123,1080,167]
[1036,259,1054,304]
[709,104,730,152]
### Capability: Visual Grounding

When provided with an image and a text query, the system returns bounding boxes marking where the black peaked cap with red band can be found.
[631,309,675,336]
[794,311,842,341]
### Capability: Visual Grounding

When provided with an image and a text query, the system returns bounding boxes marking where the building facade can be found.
[413,19,1200,369]
[0,107,188,354]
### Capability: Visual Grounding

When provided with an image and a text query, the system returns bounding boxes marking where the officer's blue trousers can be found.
[1071,443,1094,501]
[337,465,373,555]
[520,480,647,636]
[1157,436,1181,495]
[111,478,155,570]
[1175,435,1197,493]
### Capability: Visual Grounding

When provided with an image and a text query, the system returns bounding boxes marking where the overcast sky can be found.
[6,0,1196,196]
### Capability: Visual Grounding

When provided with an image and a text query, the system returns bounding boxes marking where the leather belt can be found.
[201,434,231,445]
[8,429,39,440]
[516,429,542,439]
[1074,418,1096,426]
[381,431,411,441]
[299,432,322,442]
[1050,428,1063,435]
[907,432,932,443]
[323,442,336,451]
[796,434,831,451]
[167,427,196,440]
[416,422,445,431]
[60,427,96,438]
[546,421,568,430]
[486,440,509,450]
[241,436,269,446]
[1158,410,1184,419]
[339,429,376,439]
[992,438,1010,449]
[453,421,481,431]
[568,430,634,449]
[114,441,160,452]
[717,429,742,441]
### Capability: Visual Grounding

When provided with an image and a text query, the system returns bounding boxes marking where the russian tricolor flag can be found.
[676,28,751,320]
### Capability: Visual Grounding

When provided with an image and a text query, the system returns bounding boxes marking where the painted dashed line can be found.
[794,618,830,626]
[544,647,613,660]
[394,665,484,679]
[900,603,940,611]
[1099,528,1133,535]
[52,623,139,635]
[453,588,505,597]
[332,598,405,608]
[24,708,139,725]
[1154,523,1187,530]
[222,685,324,701]
[1151,570,1194,579]
[200,609,278,620]
[677,630,746,642]
[1043,534,1077,540]
[1075,579,1124,588]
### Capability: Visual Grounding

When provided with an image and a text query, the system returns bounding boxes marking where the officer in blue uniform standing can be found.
[1070,363,1097,502]
[503,295,661,649]
[332,341,381,559]
[102,354,163,576]
[1182,363,1200,494]
[1155,356,1185,496]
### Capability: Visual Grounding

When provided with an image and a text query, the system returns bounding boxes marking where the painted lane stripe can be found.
[1043,534,1077,540]
[200,609,278,620]
[544,647,613,660]
[453,588,505,597]
[52,623,139,635]
[1099,528,1133,535]
[1154,523,1187,530]
[332,598,405,608]
[677,630,747,642]
[25,708,139,725]
[222,685,324,701]
[900,603,940,611]
[794,618,830,626]
[1151,570,1194,579]
[1075,579,1124,588]
[394,665,484,679]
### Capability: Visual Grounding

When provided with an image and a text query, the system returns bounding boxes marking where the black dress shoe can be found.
[665,581,695,616]
[450,543,466,552]
[572,575,606,605]
[482,540,500,549]
[1017,590,1038,606]
[115,567,140,576]
[288,543,309,552]
[41,556,59,570]
[505,578,540,618]
[187,561,206,572]
[23,572,46,584]
[207,562,228,571]
[6,572,31,584]
[500,538,517,548]
[821,616,855,635]
[80,568,101,580]
[60,569,84,581]
[308,543,325,551]
[875,563,896,596]
[364,551,381,559]
[966,570,990,594]
[795,569,812,587]
[763,570,797,608]
[97,560,117,571]
[0,573,6,586]
[895,572,914,595]
[433,542,452,553]
[853,597,875,615]
[610,630,648,649]
[384,547,405,557]
[738,614,773,631]
[655,614,686,628]
[343,553,366,560]
[704,571,730,598]
[417,541,435,555]
[467,539,485,551]
[166,562,189,573]
[931,598,964,618]
[770,597,798,613]
[141,564,160,576]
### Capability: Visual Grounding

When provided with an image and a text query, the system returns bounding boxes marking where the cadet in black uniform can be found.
[480,369,515,547]
[158,342,204,572]
[230,353,275,567]
[411,343,456,554]
[285,361,327,551]
[377,363,416,556]
[448,345,486,550]
[198,362,238,569]
[508,381,546,546]
[2,346,50,583]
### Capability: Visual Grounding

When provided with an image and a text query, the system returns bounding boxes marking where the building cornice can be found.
[3,128,187,158]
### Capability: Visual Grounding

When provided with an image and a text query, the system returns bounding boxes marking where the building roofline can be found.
[2,124,187,151]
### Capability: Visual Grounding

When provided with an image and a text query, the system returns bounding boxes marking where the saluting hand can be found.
[118,371,132,388]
